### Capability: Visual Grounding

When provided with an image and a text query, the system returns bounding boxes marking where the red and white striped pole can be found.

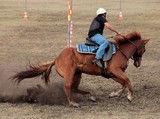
[67,0,73,47]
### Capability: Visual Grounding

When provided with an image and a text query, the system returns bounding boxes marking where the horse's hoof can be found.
[109,92,119,98]
[72,103,80,108]
[89,96,96,102]
[127,95,133,102]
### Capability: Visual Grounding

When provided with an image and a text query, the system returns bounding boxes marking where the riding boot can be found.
[92,59,104,68]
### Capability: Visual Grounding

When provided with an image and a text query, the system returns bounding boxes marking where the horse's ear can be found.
[143,39,149,44]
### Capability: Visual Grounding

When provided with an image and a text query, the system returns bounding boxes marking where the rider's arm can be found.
[104,22,121,35]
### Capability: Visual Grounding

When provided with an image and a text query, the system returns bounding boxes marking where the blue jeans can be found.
[91,34,109,59]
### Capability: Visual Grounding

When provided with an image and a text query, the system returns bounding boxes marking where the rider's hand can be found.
[117,32,121,35]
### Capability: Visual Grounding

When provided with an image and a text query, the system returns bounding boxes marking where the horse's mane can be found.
[114,31,141,45]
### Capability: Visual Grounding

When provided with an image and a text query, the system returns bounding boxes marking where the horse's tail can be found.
[11,59,55,85]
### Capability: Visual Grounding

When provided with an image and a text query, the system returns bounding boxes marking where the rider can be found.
[88,8,121,66]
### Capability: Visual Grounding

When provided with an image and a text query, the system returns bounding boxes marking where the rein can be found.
[118,39,145,61]
[128,40,139,60]
[118,48,128,60]
[128,40,145,51]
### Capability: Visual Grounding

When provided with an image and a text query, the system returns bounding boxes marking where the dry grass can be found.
[0,0,160,119]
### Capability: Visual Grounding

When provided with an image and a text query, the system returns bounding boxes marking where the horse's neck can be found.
[119,40,138,59]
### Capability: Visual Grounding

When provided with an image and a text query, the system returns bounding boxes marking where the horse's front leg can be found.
[110,68,133,101]
[109,77,126,98]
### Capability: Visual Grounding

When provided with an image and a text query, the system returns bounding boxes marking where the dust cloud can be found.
[0,62,67,105]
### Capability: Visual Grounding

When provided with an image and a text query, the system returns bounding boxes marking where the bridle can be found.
[128,40,145,61]
[119,39,145,61]
[128,40,145,52]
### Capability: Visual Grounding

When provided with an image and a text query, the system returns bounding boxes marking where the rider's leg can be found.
[91,34,109,60]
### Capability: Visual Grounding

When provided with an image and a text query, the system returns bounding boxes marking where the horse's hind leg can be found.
[71,71,96,102]
[63,74,80,108]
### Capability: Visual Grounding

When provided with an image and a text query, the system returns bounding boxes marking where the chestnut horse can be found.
[11,31,149,107]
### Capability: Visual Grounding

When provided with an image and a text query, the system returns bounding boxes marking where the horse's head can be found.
[115,31,149,67]
[133,39,149,67]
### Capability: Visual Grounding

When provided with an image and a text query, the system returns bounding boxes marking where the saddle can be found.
[76,38,116,68]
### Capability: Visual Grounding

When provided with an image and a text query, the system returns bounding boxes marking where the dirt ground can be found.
[0,0,160,119]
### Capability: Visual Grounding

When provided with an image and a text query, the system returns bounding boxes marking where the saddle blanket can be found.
[76,44,98,54]
[76,44,116,54]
